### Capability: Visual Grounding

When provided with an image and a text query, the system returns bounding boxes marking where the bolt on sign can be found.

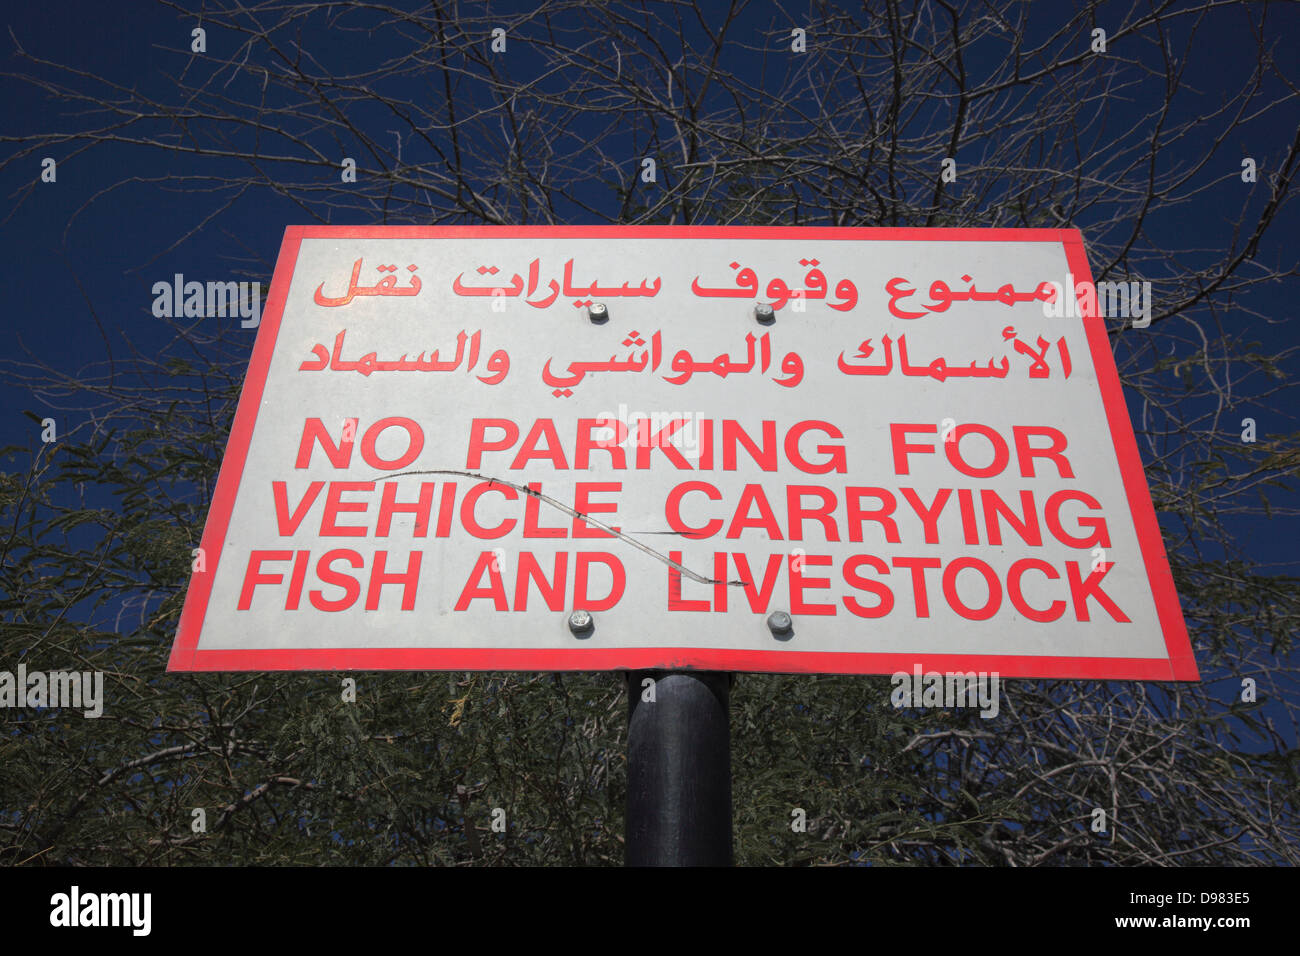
[168,226,1196,679]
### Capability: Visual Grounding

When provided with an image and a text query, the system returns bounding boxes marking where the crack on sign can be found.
[374,469,747,588]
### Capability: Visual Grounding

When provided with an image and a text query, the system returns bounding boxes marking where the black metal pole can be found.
[625,670,731,866]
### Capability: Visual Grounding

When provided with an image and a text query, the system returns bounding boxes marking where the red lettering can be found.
[575,418,627,470]
[573,482,621,538]
[455,551,508,610]
[295,418,356,469]
[786,485,840,541]
[365,551,422,610]
[945,424,1010,478]
[1067,561,1130,622]
[942,557,1001,620]
[842,555,893,618]
[845,488,900,544]
[575,553,624,611]
[697,419,714,470]
[712,552,729,611]
[900,488,952,544]
[320,482,374,537]
[460,482,519,539]
[891,556,942,617]
[285,550,309,610]
[515,552,568,611]
[722,420,777,471]
[785,421,847,474]
[360,418,423,470]
[272,481,324,534]
[1013,425,1074,478]
[466,419,519,469]
[376,481,435,537]
[789,553,835,615]
[666,481,722,538]
[1007,559,1066,622]
[238,550,293,610]
[668,551,709,611]
[890,423,936,475]
[726,485,783,539]
[981,490,1042,546]
[957,488,979,544]
[512,419,569,469]
[635,418,693,470]
[309,549,363,611]
[435,483,457,537]
[523,483,567,538]
[1046,491,1110,548]
[731,553,784,612]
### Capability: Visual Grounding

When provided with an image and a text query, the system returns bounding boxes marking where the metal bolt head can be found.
[767,611,792,635]
[588,302,608,323]
[754,303,775,324]
[568,609,594,635]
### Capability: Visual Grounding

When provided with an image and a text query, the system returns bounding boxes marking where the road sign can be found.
[168,226,1196,679]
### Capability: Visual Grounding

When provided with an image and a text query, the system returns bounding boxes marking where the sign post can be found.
[626,671,731,866]
[169,225,1197,863]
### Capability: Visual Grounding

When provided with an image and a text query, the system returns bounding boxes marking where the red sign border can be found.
[168,225,1198,680]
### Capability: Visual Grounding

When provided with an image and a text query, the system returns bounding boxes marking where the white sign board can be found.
[169,226,1196,679]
